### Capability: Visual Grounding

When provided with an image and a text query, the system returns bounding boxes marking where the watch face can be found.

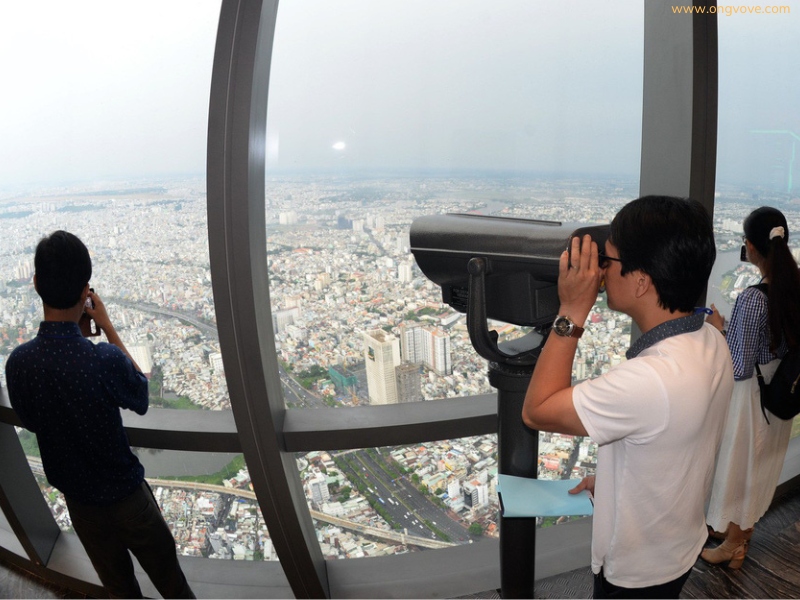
[554,316,572,336]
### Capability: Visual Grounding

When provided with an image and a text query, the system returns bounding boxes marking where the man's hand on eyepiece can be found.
[558,234,602,327]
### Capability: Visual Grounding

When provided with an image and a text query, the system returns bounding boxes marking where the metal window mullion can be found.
[207,0,328,597]
[0,421,60,566]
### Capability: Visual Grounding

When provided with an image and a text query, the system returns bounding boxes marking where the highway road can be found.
[145,477,452,549]
[335,449,471,545]
[109,299,329,409]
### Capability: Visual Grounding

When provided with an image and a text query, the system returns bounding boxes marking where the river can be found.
[706,249,747,317]
[133,449,240,478]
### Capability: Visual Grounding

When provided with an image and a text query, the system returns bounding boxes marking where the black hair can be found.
[609,195,715,313]
[743,206,800,350]
[34,231,92,309]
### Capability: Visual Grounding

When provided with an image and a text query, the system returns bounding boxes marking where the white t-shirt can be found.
[573,322,733,588]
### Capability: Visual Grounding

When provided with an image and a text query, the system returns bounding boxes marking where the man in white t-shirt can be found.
[522,196,733,599]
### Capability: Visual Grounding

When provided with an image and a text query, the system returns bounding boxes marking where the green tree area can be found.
[296,365,328,389]
[163,454,246,487]
[366,447,403,479]
[339,486,351,501]
[147,364,201,410]
[148,364,164,397]
[404,307,444,321]
[539,516,560,529]
[18,429,41,458]
[469,522,483,536]
[150,394,201,410]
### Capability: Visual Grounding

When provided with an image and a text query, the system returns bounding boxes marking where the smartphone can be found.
[82,288,100,336]
[84,287,95,310]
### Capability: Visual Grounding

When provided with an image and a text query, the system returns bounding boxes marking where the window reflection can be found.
[21,443,276,561]
[0,1,223,410]
[267,1,642,547]
[267,0,643,410]
[299,434,595,559]
[713,10,800,437]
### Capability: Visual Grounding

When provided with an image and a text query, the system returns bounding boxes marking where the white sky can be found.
[0,1,797,191]
[0,1,220,189]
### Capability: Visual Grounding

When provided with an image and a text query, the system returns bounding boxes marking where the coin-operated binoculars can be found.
[410,214,609,599]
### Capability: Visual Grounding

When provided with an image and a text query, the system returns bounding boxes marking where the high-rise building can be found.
[447,479,461,500]
[463,480,489,510]
[328,365,357,395]
[279,211,298,225]
[399,324,452,376]
[307,472,330,505]
[209,351,224,374]
[363,329,400,405]
[429,328,452,376]
[127,344,153,377]
[399,324,425,364]
[272,307,300,333]
[397,262,413,283]
[575,356,587,381]
[395,362,423,403]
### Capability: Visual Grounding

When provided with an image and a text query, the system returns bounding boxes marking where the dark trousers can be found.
[593,567,692,599]
[66,481,195,599]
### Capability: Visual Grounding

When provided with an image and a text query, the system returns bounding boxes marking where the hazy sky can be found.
[0,1,220,189]
[0,1,797,191]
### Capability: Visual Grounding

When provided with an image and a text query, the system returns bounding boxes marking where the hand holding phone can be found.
[80,287,101,337]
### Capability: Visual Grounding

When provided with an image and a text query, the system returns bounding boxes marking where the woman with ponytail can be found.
[702,206,800,569]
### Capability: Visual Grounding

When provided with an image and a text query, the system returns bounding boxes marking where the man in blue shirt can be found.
[6,231,194,599]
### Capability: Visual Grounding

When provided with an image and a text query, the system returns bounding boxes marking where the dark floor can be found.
[0,561,86,599]
[463,482,800,599]
[2,483,800,599]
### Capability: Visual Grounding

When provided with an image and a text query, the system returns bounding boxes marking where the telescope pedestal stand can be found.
[490,361,539,599]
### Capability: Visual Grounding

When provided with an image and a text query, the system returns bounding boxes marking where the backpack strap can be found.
[749,283,771,423]
[755,363,771,424]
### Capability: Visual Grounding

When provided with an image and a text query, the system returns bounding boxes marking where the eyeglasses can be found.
[598,253,623,269]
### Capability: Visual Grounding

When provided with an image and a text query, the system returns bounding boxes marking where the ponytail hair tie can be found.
[769,226,785,241]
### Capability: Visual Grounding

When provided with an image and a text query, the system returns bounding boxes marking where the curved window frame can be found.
[3,1,800,598]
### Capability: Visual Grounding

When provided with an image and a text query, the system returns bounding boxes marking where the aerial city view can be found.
[1,173,796,562]
[0,0,795,587]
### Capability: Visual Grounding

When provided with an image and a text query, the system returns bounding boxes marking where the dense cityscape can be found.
[1,174,797,561]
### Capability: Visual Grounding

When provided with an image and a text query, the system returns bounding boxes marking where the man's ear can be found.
[33,274,38,293]
[634,271,653,299]
[79,283,90,306]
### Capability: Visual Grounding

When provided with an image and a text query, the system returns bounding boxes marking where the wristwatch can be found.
[552,315,585,339]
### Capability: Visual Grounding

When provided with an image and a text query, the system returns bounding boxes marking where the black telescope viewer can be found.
[411,213,610,364]
[410,213,609,599]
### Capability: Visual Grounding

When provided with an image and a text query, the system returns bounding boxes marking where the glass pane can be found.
[713,10,800,438]
[0,1,227,411]
[266,0,643,411]
[21,444,277,561]
[300,435,595,558]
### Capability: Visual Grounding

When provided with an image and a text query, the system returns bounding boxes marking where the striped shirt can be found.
[727,284,787,381]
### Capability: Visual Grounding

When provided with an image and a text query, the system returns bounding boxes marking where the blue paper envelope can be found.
[497,474,594,518]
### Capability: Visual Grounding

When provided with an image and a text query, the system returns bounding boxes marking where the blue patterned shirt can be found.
[727,285,787,381]
[6,321,148,505]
